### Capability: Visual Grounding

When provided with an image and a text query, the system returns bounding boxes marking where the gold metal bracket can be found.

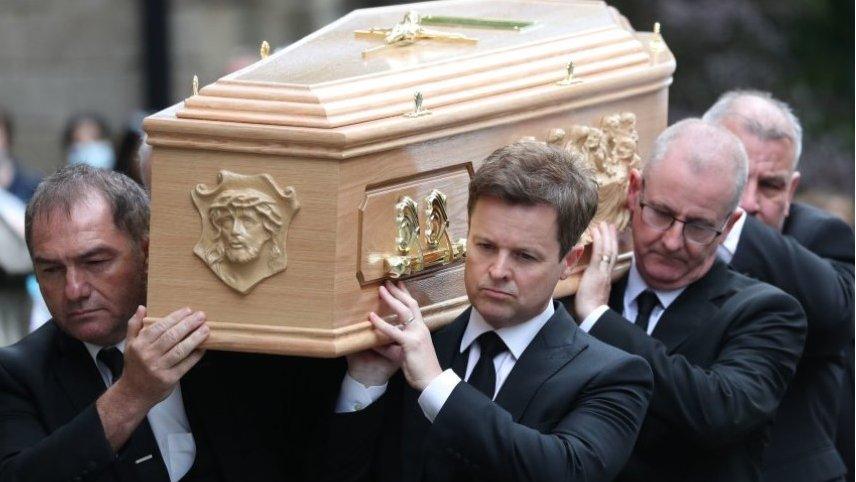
[557,61,581,86]
[649,22,665,53]
[385,189,466,279]
[403,91,431,118]
[260,40,270,59]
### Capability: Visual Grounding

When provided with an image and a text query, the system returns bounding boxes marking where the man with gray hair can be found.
[705,90,855,482]
[567,118,807,481]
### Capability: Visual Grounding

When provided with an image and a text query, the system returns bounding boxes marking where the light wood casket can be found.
[143,0,675,357]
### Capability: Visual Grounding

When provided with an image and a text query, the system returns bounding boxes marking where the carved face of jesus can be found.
[218,207,268,263]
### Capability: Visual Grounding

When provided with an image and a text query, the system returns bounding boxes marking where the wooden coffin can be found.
[142,0,675,357]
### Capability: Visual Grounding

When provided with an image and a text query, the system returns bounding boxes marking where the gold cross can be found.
[355,11,479,56]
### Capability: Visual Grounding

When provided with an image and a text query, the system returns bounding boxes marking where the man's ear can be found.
[560,244,585,280]
[140,237,149,273]
[784,171,801,218]
[627,168,643,209]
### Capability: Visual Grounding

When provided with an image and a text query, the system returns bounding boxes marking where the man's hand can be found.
[345,348,401,388]
[363,281,442,392]
[574,222,618,321]
[96,306,209,452]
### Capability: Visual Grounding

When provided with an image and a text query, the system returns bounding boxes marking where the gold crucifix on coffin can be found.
[354,10,535,57]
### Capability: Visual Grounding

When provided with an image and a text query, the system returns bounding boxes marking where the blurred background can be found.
[0,0,852,219]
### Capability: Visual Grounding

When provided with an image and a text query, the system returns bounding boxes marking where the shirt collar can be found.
[83,340,126,364]
[460,301,555,360]
[718,208,746,261]
[626,260,686,310]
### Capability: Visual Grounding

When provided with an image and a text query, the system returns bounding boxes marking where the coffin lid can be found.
[144,0,674,159]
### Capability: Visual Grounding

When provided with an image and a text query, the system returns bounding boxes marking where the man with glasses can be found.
[565,118,807,482]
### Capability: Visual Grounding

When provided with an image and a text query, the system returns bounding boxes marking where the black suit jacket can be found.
[731,202,855,482]
[568,260,807,482]
[320,303,654,482]
[0,321,342,482]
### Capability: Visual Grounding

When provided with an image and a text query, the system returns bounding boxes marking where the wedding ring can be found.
[600,254,611,263]
[404,314,416,325]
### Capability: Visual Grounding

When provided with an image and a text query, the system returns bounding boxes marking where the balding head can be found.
[703,90,801,170]
[645,118,749,216]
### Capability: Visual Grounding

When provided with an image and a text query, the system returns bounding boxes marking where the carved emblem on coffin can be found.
[526,112,642,246]
[191,170,300,294]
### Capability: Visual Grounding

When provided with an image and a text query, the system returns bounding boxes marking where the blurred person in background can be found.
[0,109,41,203]
[0,108,40,346]
[62,112,115,171]
[114,111,150,186]
[704,90,855,482]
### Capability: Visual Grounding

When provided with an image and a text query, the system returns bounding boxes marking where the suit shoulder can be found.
[719,270,805,321]
[576,327,652,376]
[787,202,854,247]
[0,322,59,373]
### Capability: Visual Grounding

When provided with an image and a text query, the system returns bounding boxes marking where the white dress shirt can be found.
[579,260,685,336]
[83,341,196,482]
[335,301,555,423]
[717,208,747,263]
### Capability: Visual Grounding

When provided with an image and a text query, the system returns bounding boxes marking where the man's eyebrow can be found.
[649,200,717,226]
[77,246,118,259]
[33,246,117,266]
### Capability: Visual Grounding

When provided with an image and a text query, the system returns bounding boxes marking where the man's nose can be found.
[661,220,685,251]
[64,267,91,302]
[740,180,760,215]
[488,252,511,280]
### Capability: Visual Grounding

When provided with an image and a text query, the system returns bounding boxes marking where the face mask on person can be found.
[67,140,115,170]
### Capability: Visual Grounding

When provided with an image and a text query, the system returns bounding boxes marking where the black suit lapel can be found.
[652,260,732,352]
[495,304,587,421]
[434,308,471,372]
[609,275,629,312]
[53,329,106,414]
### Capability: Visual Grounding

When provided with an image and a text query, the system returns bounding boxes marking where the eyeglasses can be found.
[638,199,726,245]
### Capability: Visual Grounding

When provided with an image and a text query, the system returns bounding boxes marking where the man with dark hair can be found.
[0,164,337,481]
[569,119,807,482]
[322,142,654,482]
[705,90,855,482]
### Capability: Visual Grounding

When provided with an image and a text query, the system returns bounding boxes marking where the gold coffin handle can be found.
[384,189,466,278]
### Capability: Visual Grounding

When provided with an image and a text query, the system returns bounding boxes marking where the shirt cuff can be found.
[417,369,461,423]
[334,373,388,413]
[579,304,609,332]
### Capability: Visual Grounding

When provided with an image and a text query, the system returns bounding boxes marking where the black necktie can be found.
[634,290,660,333]
[97,346,124,383]
[467,332,507,399]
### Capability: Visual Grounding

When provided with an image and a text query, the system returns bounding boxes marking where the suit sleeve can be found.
[426,354,653,482]
[314,375,397,482]
[0,360,116,482]
[731,213,854,355]
[589,285,806,448]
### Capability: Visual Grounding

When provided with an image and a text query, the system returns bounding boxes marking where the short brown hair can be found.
[25,164,150,253]
[468,142,598,258]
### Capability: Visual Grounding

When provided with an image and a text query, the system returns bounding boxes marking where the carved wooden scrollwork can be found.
[523,112,642,245]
